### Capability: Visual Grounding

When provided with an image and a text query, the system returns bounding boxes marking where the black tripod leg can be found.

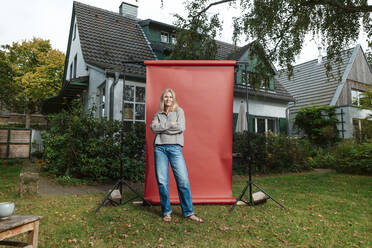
[252,182,287,210]
[229,181,251,213]
[121,180,152,206]
[95,179,122,213]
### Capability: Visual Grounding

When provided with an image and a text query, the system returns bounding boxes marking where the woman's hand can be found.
[171,122,177,126]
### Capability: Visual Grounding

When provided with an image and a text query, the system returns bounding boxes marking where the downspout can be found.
[286,100,295,135]
[109,71,121,120]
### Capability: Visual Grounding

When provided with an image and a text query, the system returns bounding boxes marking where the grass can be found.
[0,164,371,247]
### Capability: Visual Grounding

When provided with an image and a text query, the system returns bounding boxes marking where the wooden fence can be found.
[0,128,31,159]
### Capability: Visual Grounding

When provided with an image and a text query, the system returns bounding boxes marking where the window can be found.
[237,68,272,89]
[73,54,77,78]
[98,83,106,118]
[353,118,372,142]
[170,34,176,44]
[267,119,275,132]
[256,118,266,133]
[253,117,277,134]
[73,23,77,40]
[249,73,270,89]
[160,32,169,43]
[241,70,248,86]
[69,62,73,80]
[123,83,145,125]
[351,89,365,106]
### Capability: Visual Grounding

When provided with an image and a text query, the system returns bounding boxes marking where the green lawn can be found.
[0,165,371,247]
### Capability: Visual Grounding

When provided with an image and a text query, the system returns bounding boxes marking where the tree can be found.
[171,0,371,76]
[359,85,372,141]
[0,51,15,110]
[0,38,65,128]
[294,106,340,146]
[170,0,222,59]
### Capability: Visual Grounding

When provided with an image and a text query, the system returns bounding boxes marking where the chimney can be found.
[119,2,138,19]
[317,46,322,64]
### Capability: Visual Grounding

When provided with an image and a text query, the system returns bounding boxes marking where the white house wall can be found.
[107,78,146,121]
[86,66,106,112]
[233,96,287,118]
[339,106,372,138]
[66,16,88,81]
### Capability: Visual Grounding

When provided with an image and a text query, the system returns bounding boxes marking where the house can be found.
[42,1,294,134]
[277,45,372,138]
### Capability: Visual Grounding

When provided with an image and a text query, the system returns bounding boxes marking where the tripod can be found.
[96,61,152,212]
[229,63,286,212]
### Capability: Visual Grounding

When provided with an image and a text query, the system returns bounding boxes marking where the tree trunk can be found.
[25,111,31,128]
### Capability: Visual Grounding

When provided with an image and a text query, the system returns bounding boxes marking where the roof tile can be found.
[74,1,155,75]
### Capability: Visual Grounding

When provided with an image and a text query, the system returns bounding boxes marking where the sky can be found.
[0,0,370,66]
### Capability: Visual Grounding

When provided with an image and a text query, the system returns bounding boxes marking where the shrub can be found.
[42,105,145,182]
[330,139,372,175]
[233,132,312,174]
[294,106,340,146]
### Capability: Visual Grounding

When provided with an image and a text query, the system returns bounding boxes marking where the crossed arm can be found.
[150,110,185,135]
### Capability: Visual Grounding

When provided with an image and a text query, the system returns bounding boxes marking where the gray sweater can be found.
[150,107,185,146]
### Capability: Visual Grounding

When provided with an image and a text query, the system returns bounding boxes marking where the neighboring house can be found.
[277,45,372,138]
[42,1,293,134]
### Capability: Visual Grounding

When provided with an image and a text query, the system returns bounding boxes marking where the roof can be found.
[72,2,292,102]
[138,19,176,30]
[234,79,294,102]
[215,40,238,60]
[277,47,356,112]
[73,1,155,75]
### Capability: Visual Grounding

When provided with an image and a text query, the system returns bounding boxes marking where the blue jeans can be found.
[154,144,194,217]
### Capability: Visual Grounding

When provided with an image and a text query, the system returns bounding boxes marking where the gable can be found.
[278,47,353,111]
[65,15,88,82]
[346,47,372,85]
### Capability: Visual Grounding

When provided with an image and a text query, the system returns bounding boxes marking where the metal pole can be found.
[230,61,287,212]
[6,128,10,159]
[341,109,344,138]
[120,65,126,203]
[245,65,253,205]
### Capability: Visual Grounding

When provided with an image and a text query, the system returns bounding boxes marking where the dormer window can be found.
[160,32,169,43]
[170,34,176,44]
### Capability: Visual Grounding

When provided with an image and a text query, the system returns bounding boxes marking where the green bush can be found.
[42,105,145,182]
[330,139,372,175]
[302,138,372,175]
[294,106,340,146]
[233,132,312,174]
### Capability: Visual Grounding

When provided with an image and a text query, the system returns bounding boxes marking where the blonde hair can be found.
[158,88,179,112]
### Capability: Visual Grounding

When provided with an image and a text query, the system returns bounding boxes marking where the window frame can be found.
[73,54,77,78]
[253,116,278,134]
[73,23,77,41]
[123,82,146,124]
[160,31,169,43]
[97,82,106,118]
[69,62,73,80]
[351,89,364,106]
[170,34,176,44]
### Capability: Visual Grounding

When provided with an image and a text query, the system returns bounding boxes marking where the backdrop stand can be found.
[229,62,287,212]
[96,61,151,213]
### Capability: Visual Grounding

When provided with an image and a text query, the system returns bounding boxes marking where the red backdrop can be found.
[144,60,236,204]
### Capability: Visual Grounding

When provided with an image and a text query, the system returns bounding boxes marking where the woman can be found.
[150,88,204,223]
